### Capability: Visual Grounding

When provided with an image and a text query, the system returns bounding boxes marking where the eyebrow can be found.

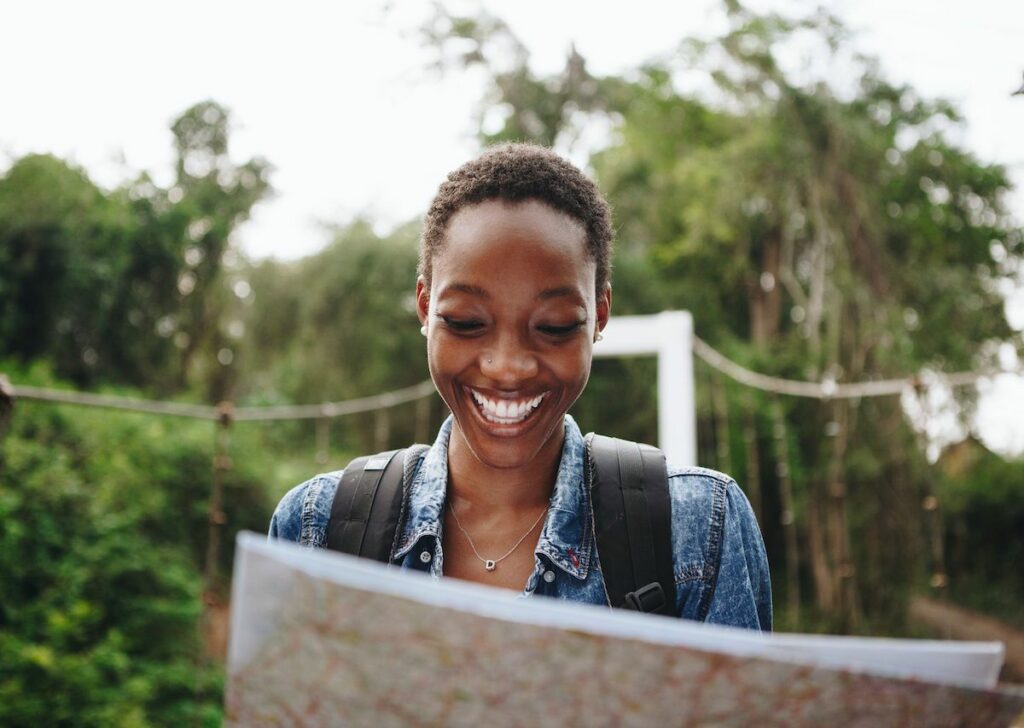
[440,283,585,305]
[537,286,585,304]
[439,283,490,299]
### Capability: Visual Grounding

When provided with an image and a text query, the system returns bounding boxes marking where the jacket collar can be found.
[392,415,593,581]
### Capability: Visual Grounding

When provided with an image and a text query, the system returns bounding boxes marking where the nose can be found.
[480,329,538,384]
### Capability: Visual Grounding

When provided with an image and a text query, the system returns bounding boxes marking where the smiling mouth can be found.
[467,388,548,426]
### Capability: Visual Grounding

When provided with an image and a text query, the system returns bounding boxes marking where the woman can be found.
[269,143,772,631]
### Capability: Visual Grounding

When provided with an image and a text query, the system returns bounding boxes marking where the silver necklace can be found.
[447,502,548,572]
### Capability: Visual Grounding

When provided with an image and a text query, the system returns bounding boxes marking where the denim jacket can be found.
[269,415,772,631]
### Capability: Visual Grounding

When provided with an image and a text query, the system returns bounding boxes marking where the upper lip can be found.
[464,385,549,401]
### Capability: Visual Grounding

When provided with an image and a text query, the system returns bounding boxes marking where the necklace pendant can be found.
[484,559,496,572]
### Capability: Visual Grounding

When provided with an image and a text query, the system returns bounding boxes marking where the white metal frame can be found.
[592,310,696,466]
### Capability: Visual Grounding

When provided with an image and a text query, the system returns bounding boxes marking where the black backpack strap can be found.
[325,445,428,562]
[587,434,675,617]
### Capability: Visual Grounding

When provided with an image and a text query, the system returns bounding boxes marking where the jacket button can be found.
[419,550,432,563]
[543,570,556,583]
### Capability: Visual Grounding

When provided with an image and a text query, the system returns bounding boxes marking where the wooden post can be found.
[195,401,233,718]
[204,401,234,604]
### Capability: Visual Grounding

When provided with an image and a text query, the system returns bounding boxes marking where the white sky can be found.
[3,0,1024,454]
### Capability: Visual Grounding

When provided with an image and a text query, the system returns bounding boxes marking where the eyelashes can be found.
[537,322,585,336]
[439,316,484,333]
[436,315,585,338]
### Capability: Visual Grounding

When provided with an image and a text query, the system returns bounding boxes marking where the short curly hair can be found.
[420,143,613,294]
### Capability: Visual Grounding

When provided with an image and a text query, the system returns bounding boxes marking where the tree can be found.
[0,101,272,399]
[422,3,1024,631]
[233,219,431,452]
[0,155,182,389]
[167,101,272,401]
[420,7,631,150]
[0,365,273,726]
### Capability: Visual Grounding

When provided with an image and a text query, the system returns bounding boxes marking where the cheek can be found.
[425,337,469,392]
[426,339,449,379]
[554,346,594,395]
[425,346,456,414]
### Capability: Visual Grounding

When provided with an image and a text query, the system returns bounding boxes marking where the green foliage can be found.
[0,155,175,389]
[0,364,272,726]
[2,8,1023,723]
[586,12,1019,630]
[940,447,1024,594]
[422,3,1024,632]
[421,7,633,148]
[167,101,272,402]
[235,219,432,452]
[0,101,271,399]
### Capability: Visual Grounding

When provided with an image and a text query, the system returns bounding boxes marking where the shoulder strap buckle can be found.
[623,582,667,613]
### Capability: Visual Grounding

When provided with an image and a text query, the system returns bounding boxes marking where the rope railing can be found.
[691,336,1018,399]
[3,337,1021,422]
[5,342,1018,626]
[3,378,437,422]
[0,372,442,628]
[233,380,437,422]
[8,383,223,419]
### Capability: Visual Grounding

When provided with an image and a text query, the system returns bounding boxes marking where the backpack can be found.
[324,435,676,616]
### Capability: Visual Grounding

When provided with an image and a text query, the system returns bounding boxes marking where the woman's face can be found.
[417,199,611,470]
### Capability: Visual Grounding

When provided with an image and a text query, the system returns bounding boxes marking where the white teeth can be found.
[468,389,546,424]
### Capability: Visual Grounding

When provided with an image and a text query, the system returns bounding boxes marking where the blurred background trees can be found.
[0,100,270,398]
[2,4,1023,723]
[417,3,1024,631]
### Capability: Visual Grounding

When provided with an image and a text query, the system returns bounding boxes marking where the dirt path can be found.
[909,596,1024,684]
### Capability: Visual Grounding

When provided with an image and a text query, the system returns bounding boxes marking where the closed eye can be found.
[439,315,484,332]
[538,322,585,336]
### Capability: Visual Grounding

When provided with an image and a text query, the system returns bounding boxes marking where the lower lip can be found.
[464,388,548,437]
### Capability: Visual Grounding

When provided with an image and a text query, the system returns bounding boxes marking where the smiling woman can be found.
[269,144,772,629]
[422,200,602,468]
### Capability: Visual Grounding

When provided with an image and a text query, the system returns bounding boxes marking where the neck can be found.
[446,418,564,513]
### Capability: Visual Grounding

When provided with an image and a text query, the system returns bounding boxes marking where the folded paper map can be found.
[226,533,1024,727]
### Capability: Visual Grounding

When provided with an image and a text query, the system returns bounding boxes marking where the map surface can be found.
[226,534,1024,727]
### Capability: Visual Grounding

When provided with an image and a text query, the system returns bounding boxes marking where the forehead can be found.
[435,199,593,289]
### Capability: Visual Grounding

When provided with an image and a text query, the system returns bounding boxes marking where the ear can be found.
[415,276,430,326]
[596,283,612,333]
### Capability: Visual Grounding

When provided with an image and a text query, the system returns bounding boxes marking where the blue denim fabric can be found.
[269,415,772,631]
